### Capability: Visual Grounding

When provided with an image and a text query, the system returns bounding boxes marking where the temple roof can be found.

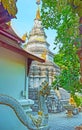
[0,24,45,63]
[0,24,24,44]
[0,1,17,24]
[0,40,45,63]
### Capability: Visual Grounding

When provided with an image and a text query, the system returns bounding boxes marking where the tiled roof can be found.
[0,24,45,63]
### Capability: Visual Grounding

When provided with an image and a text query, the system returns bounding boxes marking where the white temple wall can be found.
[0,47,27,100]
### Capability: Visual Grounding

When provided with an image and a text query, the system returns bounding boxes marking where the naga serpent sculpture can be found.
[0,81,50,130]
[38,80,50,126]
[0,94,37,130]
[29,80,50,129]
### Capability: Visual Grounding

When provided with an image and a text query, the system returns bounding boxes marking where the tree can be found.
[41,0,80,46]
[41,0,82,100]
[52,44,81,93]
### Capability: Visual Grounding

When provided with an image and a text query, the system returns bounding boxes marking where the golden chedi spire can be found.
[36,7,40,20]
[36,0,41,20]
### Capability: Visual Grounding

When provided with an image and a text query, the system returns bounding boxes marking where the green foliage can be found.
[73,95,82,107]
[41,0,82,94]
[52,43,81,93]
[51,37,80,91]
[41,0,79,47]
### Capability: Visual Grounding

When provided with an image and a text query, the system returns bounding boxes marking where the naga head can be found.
[39,80,50,96]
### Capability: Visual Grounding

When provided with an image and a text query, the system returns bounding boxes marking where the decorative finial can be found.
[22,33,28,41]
[7,21,11,27]
[36,0,40,5]
[36,0,41,20]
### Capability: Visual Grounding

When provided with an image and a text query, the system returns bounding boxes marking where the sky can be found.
[12,0,58,53]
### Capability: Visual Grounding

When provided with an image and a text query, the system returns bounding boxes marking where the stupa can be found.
[24,0,60,92]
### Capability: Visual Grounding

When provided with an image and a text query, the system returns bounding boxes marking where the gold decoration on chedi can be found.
[41,49,47,60]
[35,37,45,42]
[1,0,17,17]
